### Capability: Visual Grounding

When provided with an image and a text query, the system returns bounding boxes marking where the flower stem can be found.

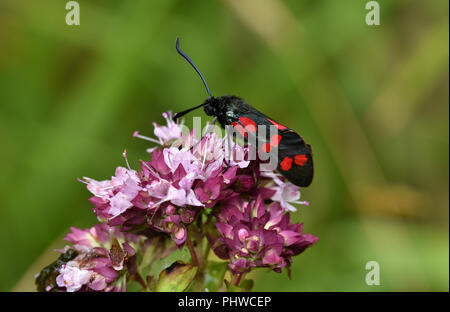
[186,230,200,267]
[203,243,211,260]
[233,273,243,287]
[133,273,147,290]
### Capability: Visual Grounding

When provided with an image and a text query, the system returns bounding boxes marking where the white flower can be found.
[262,171,309,211]
[56,262,93,292]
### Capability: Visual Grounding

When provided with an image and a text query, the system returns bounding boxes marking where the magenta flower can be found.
[212,196,318,275]
[82,167,142,219]
[36,224,143,292]
[38,111,317,292]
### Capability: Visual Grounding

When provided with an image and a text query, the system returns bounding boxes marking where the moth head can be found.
[202,97,219,116]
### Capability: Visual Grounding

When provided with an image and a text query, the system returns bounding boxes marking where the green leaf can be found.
[155,261,198,292]
[150,245,191,278]
[228,279,254,292]
[126,281,143,292]
[239,279,254,291]
[204,261,228,292]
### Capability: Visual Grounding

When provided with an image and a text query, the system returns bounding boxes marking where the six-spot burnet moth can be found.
[173,38,313,187]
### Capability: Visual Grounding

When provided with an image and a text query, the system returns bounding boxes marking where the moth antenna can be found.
[176,37,212,98]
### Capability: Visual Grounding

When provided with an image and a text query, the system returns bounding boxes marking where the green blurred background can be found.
[1,0,448,291]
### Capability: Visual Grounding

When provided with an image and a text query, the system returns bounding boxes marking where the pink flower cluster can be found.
[36,111,317,292]
[211,196,318,274]
[82,112,310,250]
[37,224,143,292]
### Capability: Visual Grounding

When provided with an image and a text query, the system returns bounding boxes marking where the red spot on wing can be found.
[280,156,293,171]
[239,117,257,133]
[270,134,281,147]
[294,154,308,166]
[261,142,271,153]
[232,122,247,137]
[267,118,287,130]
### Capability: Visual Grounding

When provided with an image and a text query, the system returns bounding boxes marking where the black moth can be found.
[173,38,313,187]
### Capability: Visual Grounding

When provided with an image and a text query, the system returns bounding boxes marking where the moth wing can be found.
[229,108,314,187]
[276,130,314,187]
